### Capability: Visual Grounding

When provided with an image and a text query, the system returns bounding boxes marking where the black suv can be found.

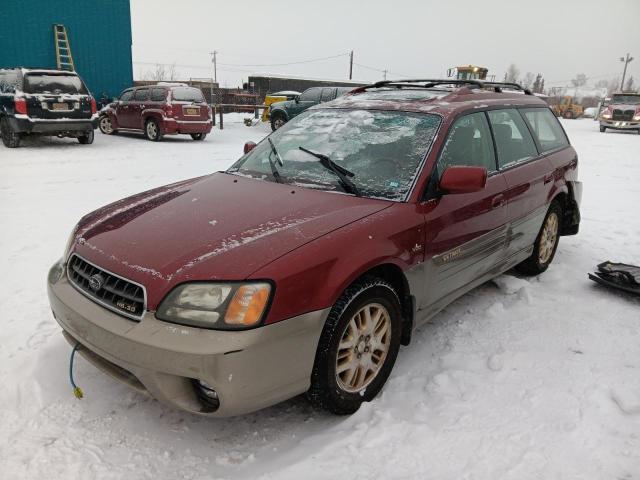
[0,68,98,148]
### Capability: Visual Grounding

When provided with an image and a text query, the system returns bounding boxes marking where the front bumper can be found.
[599,119,640,130]
[9,115,99,134]
[47,260,328,416]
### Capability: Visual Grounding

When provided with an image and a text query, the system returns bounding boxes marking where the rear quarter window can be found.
[0,70,21,93]
[150,88,167,101]
[521,108,569,153]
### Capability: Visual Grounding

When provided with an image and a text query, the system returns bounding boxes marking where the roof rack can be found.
[353,79,532,95]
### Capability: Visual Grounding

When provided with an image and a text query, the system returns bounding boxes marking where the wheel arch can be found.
[270,108,289,121]
[549,184,580,236]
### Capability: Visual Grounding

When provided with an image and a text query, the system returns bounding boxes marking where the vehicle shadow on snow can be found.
[106,131,211,143]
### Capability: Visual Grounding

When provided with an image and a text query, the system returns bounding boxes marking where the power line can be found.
[218,52,350,67]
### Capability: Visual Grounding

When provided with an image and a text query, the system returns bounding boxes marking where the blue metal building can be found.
[0,0,133,99]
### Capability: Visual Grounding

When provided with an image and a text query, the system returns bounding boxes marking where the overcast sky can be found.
[130,0,640,89]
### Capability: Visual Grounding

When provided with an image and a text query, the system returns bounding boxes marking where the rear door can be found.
[487,108,553,258]
[421,111,509,309]
[170,87,208,122]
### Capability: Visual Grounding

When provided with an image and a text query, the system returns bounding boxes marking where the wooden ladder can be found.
[53,24,75,71]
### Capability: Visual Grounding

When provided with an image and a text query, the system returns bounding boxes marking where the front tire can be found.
[516,201,562,275]
[270,113,286,131]
[144,119,163,141]
[599,125,606,133]
[307,276,402,415]
[1,117,21,148]
[191,133,207,141]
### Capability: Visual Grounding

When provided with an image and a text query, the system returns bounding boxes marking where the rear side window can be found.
[320,88,336,102]
[150,88,167,101]
[437,112,496,176]
[171,87,204,102]
[521,108,569,153]
[134,89,149,101]
[23,74,87,94]
[299,88,321,102]
[120,90,134,101]
[487,109,538,168]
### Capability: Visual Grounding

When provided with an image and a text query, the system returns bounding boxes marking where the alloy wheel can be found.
[335,302,391,393]
[99,116,113,134]
[538,212,559,264]
[146,121,158,139]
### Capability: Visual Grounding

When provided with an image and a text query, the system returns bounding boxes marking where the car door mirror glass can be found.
[439,166,487,194]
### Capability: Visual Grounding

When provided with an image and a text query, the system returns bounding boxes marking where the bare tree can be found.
[571,73,588,87]
[143,63,179,82]
[532,73,545,94]
[505,64,520,83]
[521,72,535,89]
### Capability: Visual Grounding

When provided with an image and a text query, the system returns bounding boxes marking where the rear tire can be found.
[144,119,163,141]
[599,125,606,133]
[191,133,207,141]
[563,110,574,119]
[77,130,94,144]
[1,117,21,148]
[516,201,562,276]
[307,276,402,415]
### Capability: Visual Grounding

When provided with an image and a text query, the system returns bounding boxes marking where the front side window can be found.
[299,88,321,102]
[119,90,134,101]
[229,109,441,201]
[521,108,569,153]
[134,89,149,101]
[23,74,87,94]
[437,112,496,176]
[488,109,538,168]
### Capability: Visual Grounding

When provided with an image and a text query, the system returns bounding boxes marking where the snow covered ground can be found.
[1,115,639,479]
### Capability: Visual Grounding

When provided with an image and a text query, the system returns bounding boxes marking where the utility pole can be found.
[210,50,218,85]
[620,53,634,90]
[349,50,353,80]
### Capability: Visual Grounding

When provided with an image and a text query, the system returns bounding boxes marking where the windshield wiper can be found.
[298,146,360,196]
[267,137,284,183]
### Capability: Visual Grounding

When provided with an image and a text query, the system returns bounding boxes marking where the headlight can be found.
[63,224,79,261]
[634,114,640,121]
[156,282,272,329]
[601,112,612,119]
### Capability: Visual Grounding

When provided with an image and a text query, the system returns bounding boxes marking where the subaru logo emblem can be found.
[88,273,104,291]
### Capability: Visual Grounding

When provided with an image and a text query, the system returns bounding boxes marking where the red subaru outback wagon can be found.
[98,83,212,141]
[48,79,581,417]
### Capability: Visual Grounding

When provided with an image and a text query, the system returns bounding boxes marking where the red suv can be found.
[48,79,581,417]
[98,83,212,141]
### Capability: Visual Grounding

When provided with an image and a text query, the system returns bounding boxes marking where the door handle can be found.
[140,105,146,108]
[491,194,505,208]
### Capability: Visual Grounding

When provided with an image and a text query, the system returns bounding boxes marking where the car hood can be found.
[71,172,391,309]
[270,100,293,109]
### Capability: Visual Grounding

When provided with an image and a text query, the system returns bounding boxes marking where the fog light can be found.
[193,379,220,411]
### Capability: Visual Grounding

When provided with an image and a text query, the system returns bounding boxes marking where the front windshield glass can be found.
[612,94,640,105]
[229,109,440,201]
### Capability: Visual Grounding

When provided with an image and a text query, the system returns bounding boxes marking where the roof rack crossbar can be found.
[357,79,532,95]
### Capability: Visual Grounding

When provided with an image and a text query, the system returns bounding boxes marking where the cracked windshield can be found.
[229,109,440,201]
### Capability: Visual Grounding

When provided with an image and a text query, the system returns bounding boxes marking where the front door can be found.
[420,111,509,312]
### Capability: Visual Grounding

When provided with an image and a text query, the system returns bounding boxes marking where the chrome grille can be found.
[612,109,634,121]
[67,254,146,320]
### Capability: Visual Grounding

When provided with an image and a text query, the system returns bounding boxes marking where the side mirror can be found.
[243,141,257,154]
[439,166,487,194]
